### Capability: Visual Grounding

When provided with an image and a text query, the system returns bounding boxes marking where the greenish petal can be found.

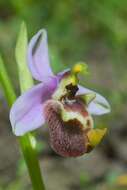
[79,93,96,105]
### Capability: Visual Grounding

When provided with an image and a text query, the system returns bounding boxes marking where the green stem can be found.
[19,134,45,190]
[0,57,45,190]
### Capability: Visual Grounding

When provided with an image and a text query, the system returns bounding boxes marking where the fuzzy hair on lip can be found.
[43,99,93,157]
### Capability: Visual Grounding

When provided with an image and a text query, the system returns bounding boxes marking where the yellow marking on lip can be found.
[60,103,93,130]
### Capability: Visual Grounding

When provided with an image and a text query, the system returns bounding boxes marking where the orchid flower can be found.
[10,29,111,157]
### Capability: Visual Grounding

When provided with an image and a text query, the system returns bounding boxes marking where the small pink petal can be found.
[56,69,70,81]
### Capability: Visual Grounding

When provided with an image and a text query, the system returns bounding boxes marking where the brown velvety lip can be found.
[43,99,93,157]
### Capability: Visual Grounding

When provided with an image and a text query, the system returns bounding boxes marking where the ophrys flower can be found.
[10,29,111,157]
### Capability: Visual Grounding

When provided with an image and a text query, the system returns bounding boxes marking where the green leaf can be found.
[15,21,33,93]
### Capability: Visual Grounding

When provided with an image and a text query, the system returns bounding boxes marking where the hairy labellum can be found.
[44,99,93,157]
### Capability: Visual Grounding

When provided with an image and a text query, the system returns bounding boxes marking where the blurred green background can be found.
[0,0,127,190]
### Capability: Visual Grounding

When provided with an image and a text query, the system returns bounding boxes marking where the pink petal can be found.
[10,78,57,136]
[78,85,111,115]
[27,29,53,81]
